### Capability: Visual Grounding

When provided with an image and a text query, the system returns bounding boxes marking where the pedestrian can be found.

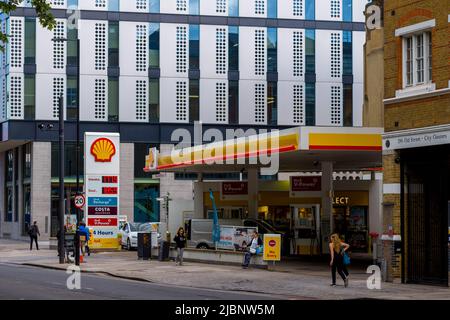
[329,233,350,287]
[28,221,40,250]
[174,227,187,266]
[242,231,262,269]
[78,222,90,257]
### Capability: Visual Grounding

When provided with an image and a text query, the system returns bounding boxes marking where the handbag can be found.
[342,251,351,265]
[249,248,256,254]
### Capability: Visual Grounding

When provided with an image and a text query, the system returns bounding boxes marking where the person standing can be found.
[174,227,187,266]
[78,222,90,257]
[28,221,40,250]
[242,231,263,269]
[329,233,350,287]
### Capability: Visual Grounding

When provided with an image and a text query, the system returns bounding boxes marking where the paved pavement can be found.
[0,239,449,300]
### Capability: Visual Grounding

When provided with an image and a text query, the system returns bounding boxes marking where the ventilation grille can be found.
[176,0,187,12]
[215,82,227,122]
[254,29,265,76]
[176,81,187,121]
[216,0,227,13]
[136,25,148,72]
[9,76,23,119]
[52,77,64,119]
[293,0,303,16]
[95,23,107,71]
[216,28,227,75]
[254,83,265,123]
[176,26,187,73]
[10,19,23,69]
[255,0,265,15]
[136,80,148,121]
[331,0,341,18]
[293,31,304,77]
[293,84,304,125]
[53,21,66,69]
[331,86,342,125]
[94,79,106,120]
[331,32,341,78]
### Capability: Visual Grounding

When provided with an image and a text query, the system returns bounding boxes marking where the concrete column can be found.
[193,173,204,219]
[0,152,4,236]
[120,143,134,223]
[247,168,259,219]
[31,142,52,240]
[321,161,334,242]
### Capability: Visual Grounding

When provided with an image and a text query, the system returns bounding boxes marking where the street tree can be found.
[0,0,55,50]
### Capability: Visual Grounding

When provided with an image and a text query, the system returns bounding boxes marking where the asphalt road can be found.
[0,263,278,300]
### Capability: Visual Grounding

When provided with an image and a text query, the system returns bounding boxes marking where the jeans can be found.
[331,254,349,284]
[176,248,184,265]
[30,236,39,250]
[242,251,253,267]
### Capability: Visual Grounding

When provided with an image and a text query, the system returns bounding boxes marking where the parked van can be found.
[185,218,242,249]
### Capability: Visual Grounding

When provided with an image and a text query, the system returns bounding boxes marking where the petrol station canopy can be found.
[144,126,384,174]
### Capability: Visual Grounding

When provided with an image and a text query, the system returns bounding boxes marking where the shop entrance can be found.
[290,205,321,255]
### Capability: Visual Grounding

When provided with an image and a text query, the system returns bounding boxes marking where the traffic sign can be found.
[74,195,86,209]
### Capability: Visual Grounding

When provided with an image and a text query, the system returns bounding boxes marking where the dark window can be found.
[189,79,199,123]
[51,142,84,178]
[229,0,239,16]
[189,0,199,15]
[343,0,352,22]
[228,80,239,125]
[108,77,119,122]
[305,82,316,126]
[343,31,352,76]
[149,79,159,123]
[135,184,160,223]
[150,0,160,13]
[305,29,315,74]
[23,143,31,179]
[228,26,239,71]
[24,75,35,120]
[24,18,36,65]
[343,84,353,127]
[108,22,119,68]
[267,28,277,72]
[267,81,277,126]
[66,76,77,121]
[67,29,78,67]
[189,25,200,70]
[305,0,315,20]
[268,0,277,18]
[149,23,160,68]
[135,143,159,178]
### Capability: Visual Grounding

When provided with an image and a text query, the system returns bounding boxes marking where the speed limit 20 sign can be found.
[74,195,86,210]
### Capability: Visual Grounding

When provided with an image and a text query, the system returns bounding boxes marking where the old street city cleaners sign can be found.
[85,133,120,250]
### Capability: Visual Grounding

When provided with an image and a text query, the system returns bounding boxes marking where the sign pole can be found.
[58,94,65,264]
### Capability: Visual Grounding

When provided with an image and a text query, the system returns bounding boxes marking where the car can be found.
[119,222,142,250]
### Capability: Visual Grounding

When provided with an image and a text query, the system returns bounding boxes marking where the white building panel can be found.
[315,0,342,21]
[6,73,24,120]
[120,0,149,13]
[160,77,189,123]
[48,0,67,9]
[278,0,305,20]
[8,17,24,74]
[278,28,305,82]
[79,0,108,11]
[119,76,149,122]
[316,82,343,126]
[239,80,267,125]
[200,0,229,16]
[79,75,108,122]
[120,22,149,77]
[35,74,66,120]
[160,0,189,14]
[353,0,369,23]
[278,81,306,126]
[353,31,365,84]
[79,20,108,76]
[160,23,189,78]
[240,0,267,18]
[200,25,228,80]
[200,79,228,124]
[316,30,342,83]
[353,82,363,127]
[239,27,266,81]
[36,19,66,75]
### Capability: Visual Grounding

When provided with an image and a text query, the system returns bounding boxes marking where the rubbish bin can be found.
[158,240,170,261]
[137,233,151,260]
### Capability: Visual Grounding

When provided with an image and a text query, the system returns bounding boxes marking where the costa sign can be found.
[88,206,118,215]
[291,176,321,192]
[91,138,116,162]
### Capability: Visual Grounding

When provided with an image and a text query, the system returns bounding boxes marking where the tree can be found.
[0,0,55,50]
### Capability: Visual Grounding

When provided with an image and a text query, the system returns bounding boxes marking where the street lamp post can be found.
[58,94,65,264]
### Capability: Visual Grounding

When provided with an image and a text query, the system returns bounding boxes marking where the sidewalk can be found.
[0,239,448,300]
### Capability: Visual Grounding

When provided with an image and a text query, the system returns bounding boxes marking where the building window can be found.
[108,77,119,122]
[305,82,315,126]
[229,0,239,16]
[176,0,187,12]
[10,19,23,69]
[24,75,35,120]
[189,80,199,123]
[149,0,160,13]
[343,84,353,126]
[293,0,303,17]
[23,143,32,179]
[330,0,341,19]
[95,23,107,71]
[305,29,315,74]
[216,82,227,122]
[189,25,200,70]
[305,0,315,20]
[228,80,239,124]
[53,21,66,69]
[176,26,187,73]
[109,0,119,11]
[9,76,23,119]
[52,77,64,119]
[108,22,119,68]
[24,18,36,65]
[176,81,188,121]
[403,32,432,87]
[149,79,159,122]
[255,29,265,76]
[228,26,239,71]
[94,78,107,120]
[267,28,277,73]
[343,31,352,75]
[136,80,148,121]
[4,150,13,222]
[67,28,78,67]
[331,86,342,126]
[293,84,305,125]
[216,0,227,13]
[136,25,148,72]
[293,31,304,77]
[189,0,199,15]
[149,23,160,68]
[343,0,352,22]
[255,0,265,15]
[268,0,277,18]
[267,81,277,125]
[254,83,265,123]
[216,28,227,75]
[330,32,341,78]
[66,76,77,120]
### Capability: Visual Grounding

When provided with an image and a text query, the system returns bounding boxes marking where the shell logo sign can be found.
[91,138,116,162]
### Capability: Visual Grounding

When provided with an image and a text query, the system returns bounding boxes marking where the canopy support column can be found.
[248,168,259,219]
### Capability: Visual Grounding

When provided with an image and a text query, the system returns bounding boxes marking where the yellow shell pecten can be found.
[91,138,116,162]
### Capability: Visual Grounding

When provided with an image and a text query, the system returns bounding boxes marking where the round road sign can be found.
[74,195,85,209]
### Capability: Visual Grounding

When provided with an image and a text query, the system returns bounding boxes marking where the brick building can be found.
[381,0,449,286]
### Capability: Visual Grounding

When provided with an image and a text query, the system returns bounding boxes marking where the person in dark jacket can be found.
[242,231,263,268]
[28,221,40,250]
[174,227,187,266]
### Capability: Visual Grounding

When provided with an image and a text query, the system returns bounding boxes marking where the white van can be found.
[186,219,243,249]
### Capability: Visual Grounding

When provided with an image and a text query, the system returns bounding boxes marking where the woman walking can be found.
[174,227,187,266]
[329,233,350,287]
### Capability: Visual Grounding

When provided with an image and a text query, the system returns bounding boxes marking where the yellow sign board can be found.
[263,234,281,261]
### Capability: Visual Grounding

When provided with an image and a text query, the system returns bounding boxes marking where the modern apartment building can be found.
[0,0,369,241]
